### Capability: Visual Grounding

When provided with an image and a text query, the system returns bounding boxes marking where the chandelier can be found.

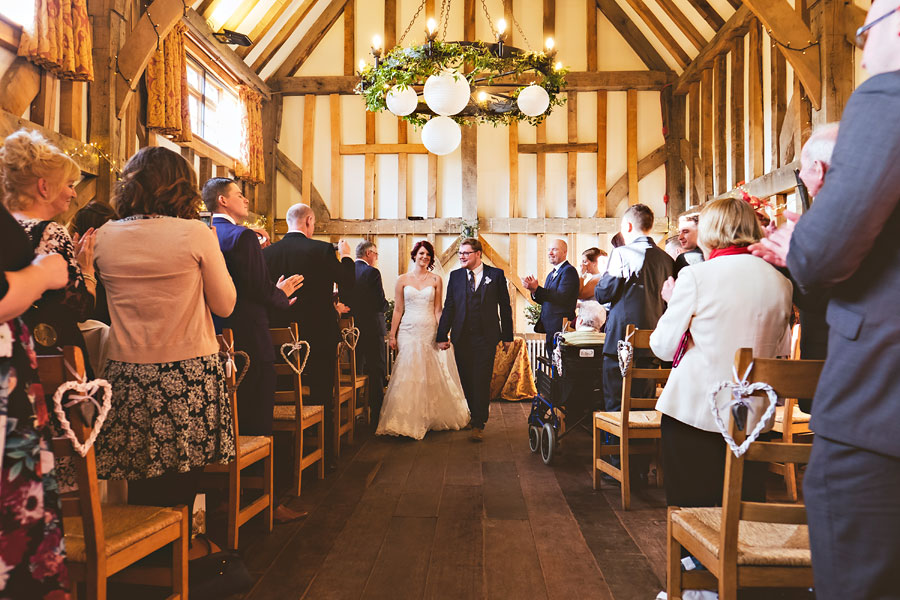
[355,0,568,155]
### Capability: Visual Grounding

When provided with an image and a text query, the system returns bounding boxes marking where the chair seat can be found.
[65,505,182,563]
[594,410,662,429]
[671,507,811,567]
[238,435,270,456]
[774,405,811,424]
[274,404,324,421]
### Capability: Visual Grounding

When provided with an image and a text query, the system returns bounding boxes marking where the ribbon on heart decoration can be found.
[341,327,360,351]
[280,329,311,376]
[708,362,779,457]
[52,361,113,457]
[218,339,250,392]
[617,330,635,378]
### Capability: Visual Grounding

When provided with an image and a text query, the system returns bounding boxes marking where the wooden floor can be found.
[235,401,671,600]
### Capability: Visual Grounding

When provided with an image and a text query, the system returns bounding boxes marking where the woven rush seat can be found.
[774,404,811,424]
[238,435,271,455]
[274,404,323,420]
[64,505,183,563]
[594,409,662,428]
[671,507,811,567]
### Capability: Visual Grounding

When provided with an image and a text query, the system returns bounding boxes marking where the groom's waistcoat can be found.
[463,280,487,342]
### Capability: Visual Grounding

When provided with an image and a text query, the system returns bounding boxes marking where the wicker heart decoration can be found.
[341,327,360,351]
[53,378,113,457]
[280,340,311,376]
[708,367,779,457]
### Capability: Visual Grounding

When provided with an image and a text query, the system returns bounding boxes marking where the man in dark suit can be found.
[596,204,673,412]
[521,238,579,350]
[672,209,703,278]
[437,238,514,441]
[750,7,900,595]
[348,240,388,425]
[203,178,303,437]
[264,203,355,463]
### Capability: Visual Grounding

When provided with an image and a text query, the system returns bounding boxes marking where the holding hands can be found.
[437,341,451,351]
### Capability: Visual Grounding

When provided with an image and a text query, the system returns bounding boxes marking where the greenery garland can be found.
[356,39,568,128]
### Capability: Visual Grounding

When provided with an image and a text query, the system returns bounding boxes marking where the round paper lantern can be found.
[516,84,550,117]
[423,70,471,116]
[386,85,418,116]
[421,116,461,156]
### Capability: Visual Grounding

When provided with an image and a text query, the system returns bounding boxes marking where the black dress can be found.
[0,206,70,599]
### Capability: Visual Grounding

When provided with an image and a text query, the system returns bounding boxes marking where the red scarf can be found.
[708,245,751,260]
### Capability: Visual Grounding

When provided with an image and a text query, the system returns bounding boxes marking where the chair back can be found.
[338,316,359,378]
[39,347,106,573]
[719,348,825,562]
[217,329,240,440]
[270,323,305,415]
[621,324,671,414]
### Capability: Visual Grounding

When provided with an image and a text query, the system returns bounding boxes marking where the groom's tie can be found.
[468,270,476,293]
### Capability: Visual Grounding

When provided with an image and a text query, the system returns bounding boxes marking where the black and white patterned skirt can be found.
[95,353,236,480]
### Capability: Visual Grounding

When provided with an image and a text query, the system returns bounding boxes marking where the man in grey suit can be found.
[750,3,900,595]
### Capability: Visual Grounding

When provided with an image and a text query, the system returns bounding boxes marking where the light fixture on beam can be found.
[213,29,252,47]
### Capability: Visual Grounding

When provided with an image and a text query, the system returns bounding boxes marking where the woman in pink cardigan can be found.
[93,147,236,511]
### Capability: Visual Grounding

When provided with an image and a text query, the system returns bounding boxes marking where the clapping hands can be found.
[748,211,800,268]
[276,274,303,305]
[521,275,539,293]
[660,276,675,302]
[72,227,96,276]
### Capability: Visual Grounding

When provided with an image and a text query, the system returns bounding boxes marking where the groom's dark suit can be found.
[436,265,514,429]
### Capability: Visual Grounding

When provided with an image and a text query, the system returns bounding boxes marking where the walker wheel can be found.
[528,425,541,453]
[540,422,556,465]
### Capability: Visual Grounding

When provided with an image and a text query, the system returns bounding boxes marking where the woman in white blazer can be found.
[650,197,792,508]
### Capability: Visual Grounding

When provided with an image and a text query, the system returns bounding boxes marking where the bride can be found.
[376,240,470,439]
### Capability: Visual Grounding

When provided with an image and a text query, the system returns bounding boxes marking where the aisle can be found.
[238,401,668,600]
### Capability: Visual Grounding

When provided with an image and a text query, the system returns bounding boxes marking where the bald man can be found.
[751,2,900,595]
[522,238,579,349]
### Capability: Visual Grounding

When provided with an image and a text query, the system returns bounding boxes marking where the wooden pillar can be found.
[700,69,713,200]
[816,0,854,123]
[58,81,84,140]
[663,88,686,223]
[30,72,58,129]
[509,124,519,218]
[748,20,765,179]
[397,121,408,219]
[330,94,342,218]
[770,41,787,169]
[713,54,727,195]
[731,37,745,187]
[536,122,547,217]
[586,0,597,71]
[566,91,577,218]
[461,128,477,223]
[259,95,280,229]
[364,111,375,219]
[596,90,608,217]
[627,89,638,205]
[689,82,701,203]
[343,0,355,76]
[384,0,396,49]
[302,94,316,207]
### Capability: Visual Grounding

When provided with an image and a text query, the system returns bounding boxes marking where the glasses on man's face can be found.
[458,251,476,257]
[855,6,900,49]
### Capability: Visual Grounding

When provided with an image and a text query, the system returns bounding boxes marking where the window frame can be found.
[184,41,242,161]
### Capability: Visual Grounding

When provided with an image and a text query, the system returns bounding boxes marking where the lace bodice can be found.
[398,285,437,335]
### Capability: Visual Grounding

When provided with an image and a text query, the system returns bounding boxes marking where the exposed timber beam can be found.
[742,0,821,110]
[603,144,668,213]
[0,108,99,175]
[621,0,690,68]
[270,0,353,80]
[714,160,801,201]
[655,0,707,51]
[270,70,673,95]
[249,0,318,69]
[237,0,293,59]
[479,235,536,304]
[675,5,753,94]
[183,9,271,98]
[595,0,669,71]
[114,0,184,119]
[275,148,332,224]
[0,58,41,116]
[684,0,725,30]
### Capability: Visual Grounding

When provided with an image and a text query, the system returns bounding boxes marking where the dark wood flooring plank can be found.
[603,489,669,585]
[483,519,548,599]
[444,433,483,486]
[361,516,437,600]
[437,484,483,520]
[424,518,484,600]
[395,434,450,518]
[482,460,528,520]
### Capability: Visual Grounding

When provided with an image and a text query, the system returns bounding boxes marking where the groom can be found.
[437,238,514,441]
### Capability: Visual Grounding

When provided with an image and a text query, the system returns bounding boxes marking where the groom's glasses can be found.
[856,6,900,49]
[458,251,477,257]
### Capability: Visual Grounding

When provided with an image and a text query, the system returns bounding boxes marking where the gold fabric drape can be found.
[146,24,192,143]
[18,0,94,81]
[491,338,538,401]
[235,85,265,184]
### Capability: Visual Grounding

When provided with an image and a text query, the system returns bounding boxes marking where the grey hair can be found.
[577,301,606,332]
[356,240,376,258]
[802,123,839,166]
[285,203,312,225]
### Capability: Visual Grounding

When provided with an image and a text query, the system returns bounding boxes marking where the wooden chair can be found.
[666,348,824,600]
[39,347,188,600]
[271,324,325,496]
[769,397,812,501]
[592,324,669,510]
[332,340,356,457]
[203,329,273,549]
[338,316,370,425]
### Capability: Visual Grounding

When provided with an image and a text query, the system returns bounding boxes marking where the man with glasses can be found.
[750,2,900,596]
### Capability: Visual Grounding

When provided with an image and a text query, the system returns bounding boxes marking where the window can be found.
[0,4,34,28]
[186,56,242,159]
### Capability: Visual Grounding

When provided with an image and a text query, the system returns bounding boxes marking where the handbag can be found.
[672,331,691,368]
[189,549,253,600]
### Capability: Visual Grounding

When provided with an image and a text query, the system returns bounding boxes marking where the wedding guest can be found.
[650,197,792,509]
[750,5,900,594]
[610,232,625,249]
[93,147,236,517]
[664,235,683,260]
[595,204,673,411]
[348,240,389,425]
[578,247,607,300]
[0,197,71,599]
[522,238,579,349]
[1,130,96,362]
[673,209,703,278]
[68,200,118,325]
[264,203,354,465]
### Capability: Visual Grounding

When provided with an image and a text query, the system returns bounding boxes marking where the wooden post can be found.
[731,37,745,187]
[343,0,355,76]
[663,87,686,223]
[509,124,519,218]
[461,127,477,223]
[817,0,854,123]
[427,153,437,218]
[330,94,342,218]
[748,20,765,179]
[30,72,58,130]
[714,55,727,195]
[58,81,83,140]
[384,0,396,49]
[302,94,316,207]
[627,89,639,205]
[700,69,713,200]
[397,121,407,219]
[567,92,577,217]
[258,94,280,227]
[689,82,701,203]
[364,111,375,219]
[597,90,608,216]
[536,122,547,217]
[586,0,597,71]
[770,42,787,169]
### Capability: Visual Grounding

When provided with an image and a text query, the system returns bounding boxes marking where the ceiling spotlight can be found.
[213,29,252,46]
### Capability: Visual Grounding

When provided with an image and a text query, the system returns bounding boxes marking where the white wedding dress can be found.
[376,285,470,440]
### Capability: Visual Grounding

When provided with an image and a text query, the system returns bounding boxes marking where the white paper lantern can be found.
[421,116,461,155]
[423,70,471,116]
[386,85,418,116]
[517,84,550,117]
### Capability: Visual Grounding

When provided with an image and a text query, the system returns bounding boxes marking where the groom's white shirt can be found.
[467,264,485,289]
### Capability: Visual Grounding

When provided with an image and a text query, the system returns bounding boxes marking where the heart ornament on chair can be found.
[341,327,360,351]
[617,340,633,378]
[280,340,311,376]
[52,377,113,457]
[220,349,250,392]
[708,362,779,457]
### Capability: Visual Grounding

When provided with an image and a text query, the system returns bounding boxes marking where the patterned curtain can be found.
[18,0,94,81]
[146,24,192,143]
[235,85,265,184]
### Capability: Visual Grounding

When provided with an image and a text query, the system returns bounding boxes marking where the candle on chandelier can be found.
[427,18,437,35]
[496,18,507,36]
